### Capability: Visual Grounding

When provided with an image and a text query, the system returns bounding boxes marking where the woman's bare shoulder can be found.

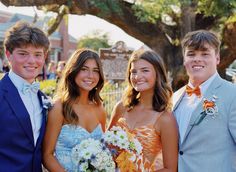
[96,103,107,116]
[159,111,176,123]
[155,111,177,131]
[48,99,64,122]
[107,101,126,129]
[113,101,126,115]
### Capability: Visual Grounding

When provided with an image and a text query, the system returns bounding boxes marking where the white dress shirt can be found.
[175,73,218,143]
[9,71,42,145]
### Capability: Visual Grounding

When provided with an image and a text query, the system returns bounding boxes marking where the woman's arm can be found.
[98,104,107,132]
[156,112,179,172]
[107,101,124,130]
[42,100,66,172]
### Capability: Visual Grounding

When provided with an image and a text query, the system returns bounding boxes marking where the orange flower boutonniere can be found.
[192,95,218,126]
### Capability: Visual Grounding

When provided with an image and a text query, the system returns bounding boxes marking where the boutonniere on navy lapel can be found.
[41,96,53,110]
[192,95,218,126]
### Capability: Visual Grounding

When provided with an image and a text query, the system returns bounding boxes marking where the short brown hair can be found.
[181,30,221,54]
[4,21,50,54]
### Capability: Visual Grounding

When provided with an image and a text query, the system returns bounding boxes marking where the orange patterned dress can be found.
[116,118,163,171]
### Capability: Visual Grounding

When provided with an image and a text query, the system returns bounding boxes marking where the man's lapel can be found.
[181,99,204,144]
[36,91,47,147]
[173,86,186,111]
[181,74,223,143]
[2,75,34,145]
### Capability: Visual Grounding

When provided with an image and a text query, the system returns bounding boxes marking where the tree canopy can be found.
[77,31,111,51]
[1,0,236,89]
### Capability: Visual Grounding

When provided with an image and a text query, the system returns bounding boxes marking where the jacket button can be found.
[179,151,183,155]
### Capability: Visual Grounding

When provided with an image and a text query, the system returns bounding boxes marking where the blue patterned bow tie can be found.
[22,82,40,94]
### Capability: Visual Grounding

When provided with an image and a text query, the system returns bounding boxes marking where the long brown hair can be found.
[55,48,104,124]
[122,49,172,112]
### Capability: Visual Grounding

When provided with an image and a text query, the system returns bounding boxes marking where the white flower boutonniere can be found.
[192,95,218,126]
[41,96,53,110]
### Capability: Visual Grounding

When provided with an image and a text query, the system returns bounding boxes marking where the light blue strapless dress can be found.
[55,124,103,172]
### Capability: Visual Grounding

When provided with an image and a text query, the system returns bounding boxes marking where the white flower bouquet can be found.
[71,138,115,172]
[103,126,143,171]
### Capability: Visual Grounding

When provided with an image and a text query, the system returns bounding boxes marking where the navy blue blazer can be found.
[0,74,47,172]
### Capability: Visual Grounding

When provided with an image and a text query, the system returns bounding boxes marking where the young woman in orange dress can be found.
[108,49,178,172]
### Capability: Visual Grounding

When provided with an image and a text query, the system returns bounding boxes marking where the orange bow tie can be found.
[186,85,201,97]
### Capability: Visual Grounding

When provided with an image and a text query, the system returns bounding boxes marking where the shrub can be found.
[40,79,57,97]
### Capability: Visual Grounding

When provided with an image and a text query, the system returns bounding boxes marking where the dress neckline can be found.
[62,123,102,134]
[118,117,155,131]
[118,111,163,131]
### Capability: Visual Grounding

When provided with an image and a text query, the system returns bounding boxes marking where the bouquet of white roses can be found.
[103,126,143,171]
[71,138,115,172]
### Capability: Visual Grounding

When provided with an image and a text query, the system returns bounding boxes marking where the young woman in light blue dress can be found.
[43,48,106,172]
